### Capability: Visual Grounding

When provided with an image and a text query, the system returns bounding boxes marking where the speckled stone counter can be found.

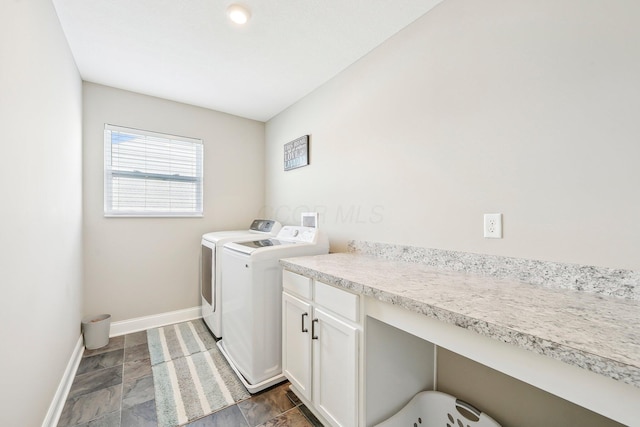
[280,252,640,389]
[348,240,640,300]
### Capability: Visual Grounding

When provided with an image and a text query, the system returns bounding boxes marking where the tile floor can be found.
[57,328,323,427]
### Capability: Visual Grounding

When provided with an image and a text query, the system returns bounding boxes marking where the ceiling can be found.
[52,0,443,122]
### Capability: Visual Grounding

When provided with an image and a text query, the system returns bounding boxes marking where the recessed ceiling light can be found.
[227,4,251,25]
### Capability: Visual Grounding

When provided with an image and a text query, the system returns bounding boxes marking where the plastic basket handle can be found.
[455,398,482,422]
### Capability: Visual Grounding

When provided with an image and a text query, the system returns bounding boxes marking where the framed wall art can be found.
[284,135,309,171]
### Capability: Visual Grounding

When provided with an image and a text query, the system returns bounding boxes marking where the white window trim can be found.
[104,124,204,217]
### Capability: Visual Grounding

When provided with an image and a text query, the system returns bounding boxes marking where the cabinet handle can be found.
[312,318,319,340]
[301,313,308,333]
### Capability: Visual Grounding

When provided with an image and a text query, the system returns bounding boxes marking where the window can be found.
[104,124,203,217]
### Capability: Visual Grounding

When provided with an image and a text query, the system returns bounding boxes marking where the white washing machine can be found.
[200,219,281,338]
[219,225,329,393]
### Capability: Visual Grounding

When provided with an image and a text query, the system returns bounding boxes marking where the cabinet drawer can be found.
[315,281,359,322]
[283,270,312,299]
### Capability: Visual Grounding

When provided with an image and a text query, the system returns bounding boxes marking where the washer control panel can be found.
[277,226,317,243]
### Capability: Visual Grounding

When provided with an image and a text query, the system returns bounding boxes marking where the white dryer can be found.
[200,219,281,338]
[219,225,329,393]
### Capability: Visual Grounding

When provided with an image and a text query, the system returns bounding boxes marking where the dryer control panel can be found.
[250,219,279,233]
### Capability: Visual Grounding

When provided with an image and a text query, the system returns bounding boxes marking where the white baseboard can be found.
[109,306,202,337]
[42,335,84,427]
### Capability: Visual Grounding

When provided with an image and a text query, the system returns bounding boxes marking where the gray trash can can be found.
[81,314,111,350]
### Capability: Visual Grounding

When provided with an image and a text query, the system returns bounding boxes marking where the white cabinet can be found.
[282,270,360,427]
[312,307,359,426]
[282,292,312,400]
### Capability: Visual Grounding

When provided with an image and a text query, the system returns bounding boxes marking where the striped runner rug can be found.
[147,320,250,426]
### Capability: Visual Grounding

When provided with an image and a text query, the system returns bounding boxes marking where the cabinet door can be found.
[282,292,312,401]
[312,307,359,427]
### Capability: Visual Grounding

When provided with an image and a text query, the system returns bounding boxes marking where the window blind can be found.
[104,124,203,217]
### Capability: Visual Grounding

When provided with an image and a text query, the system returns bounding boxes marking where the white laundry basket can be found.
[375,391,501,427]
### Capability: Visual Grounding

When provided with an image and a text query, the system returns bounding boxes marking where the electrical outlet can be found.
[484,213,502,238]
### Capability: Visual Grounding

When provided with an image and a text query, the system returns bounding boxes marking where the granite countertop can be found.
[280,252,640,389]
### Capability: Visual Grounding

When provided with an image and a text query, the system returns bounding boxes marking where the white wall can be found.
[266,1,638,424]
[265,0,640,271]
[0,0,83,425]
[83,82,265,322]
[437,349,622,427]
